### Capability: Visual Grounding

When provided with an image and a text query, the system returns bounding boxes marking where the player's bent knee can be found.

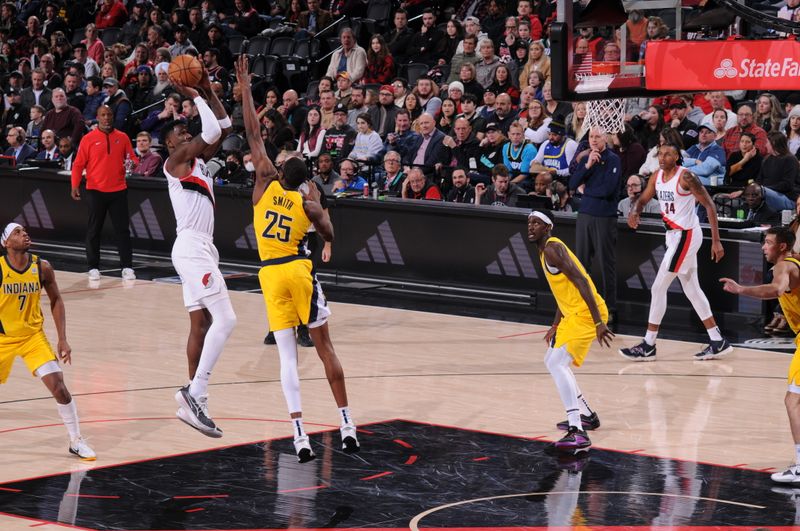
[35,360,62,379]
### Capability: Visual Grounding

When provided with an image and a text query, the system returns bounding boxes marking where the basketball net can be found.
[574,73,626,135]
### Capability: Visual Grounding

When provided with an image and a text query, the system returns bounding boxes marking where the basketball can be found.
[168,55,203,86]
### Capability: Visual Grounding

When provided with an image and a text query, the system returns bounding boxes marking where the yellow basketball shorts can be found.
[0,330,57,384]
[258,258,331,331]
[553,308,608,368]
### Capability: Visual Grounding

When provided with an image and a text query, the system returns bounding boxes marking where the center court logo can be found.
[714,57,800,79]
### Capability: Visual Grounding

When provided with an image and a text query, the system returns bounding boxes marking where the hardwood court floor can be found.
[0,271,794,529]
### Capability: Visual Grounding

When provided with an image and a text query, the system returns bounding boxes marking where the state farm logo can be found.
[713,58,737,78]
[714,57,800,79]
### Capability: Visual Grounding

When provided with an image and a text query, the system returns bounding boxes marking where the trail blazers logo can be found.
[13,189,53,229]
[235,223,257,250]
[356,221,404,265]
[129,199,164,240]
[486,233,538,278]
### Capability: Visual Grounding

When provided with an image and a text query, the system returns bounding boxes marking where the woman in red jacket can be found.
[363,34,395,85]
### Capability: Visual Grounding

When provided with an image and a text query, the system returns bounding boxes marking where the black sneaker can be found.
[694,338,733,360]
[174,386,222,438]
[554,426,591,454]
[296,325,314,347]
[619,340,656,362]
[556,412,600,431]
[263,331,276,345]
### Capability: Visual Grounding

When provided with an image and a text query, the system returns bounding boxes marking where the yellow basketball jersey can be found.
[541,237,606,317]
[779,257,800,336]
[254,180,313,262]
[0,254,44,337]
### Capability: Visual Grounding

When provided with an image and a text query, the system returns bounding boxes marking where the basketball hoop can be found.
[574,72,627,135]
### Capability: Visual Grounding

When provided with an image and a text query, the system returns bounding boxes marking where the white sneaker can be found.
[340,424,360,454]
[293,435,316,463]
[121,268,136,280]
[174,386,222,438]
[87,269,100,280]
[69,437,96,461]
[772,464,800,484]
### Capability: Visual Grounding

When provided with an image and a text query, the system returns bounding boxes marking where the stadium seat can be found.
[402,63,429,85]
[71,28,85,46]
[228,35,249,56]
[269,36,295,58]
[304,80,320,101]
[293,38,320,60]
[100,28,121,47]
[360,0,393,36]
[250,54,279,84]
[247,36,272,56]
[221,133,245,154]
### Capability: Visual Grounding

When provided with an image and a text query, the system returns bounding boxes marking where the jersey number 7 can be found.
[262,211,293,243]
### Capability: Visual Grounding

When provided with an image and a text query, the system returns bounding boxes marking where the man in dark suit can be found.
[4,127,37,164]
[403,113,446,173]
[298,0,332,38]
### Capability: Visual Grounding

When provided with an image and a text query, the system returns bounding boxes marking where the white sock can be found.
[644,330,658,346]
[706,326,723,342]
[338,406,353,426]
[577,394,593,417]
[566,409,581,429]
[292,417,307,439]
[57,400,81,441]
[189,297,237,398]
[275,328,302,413]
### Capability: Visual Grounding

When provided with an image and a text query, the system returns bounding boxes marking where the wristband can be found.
[218,116,232,129]
[594,321,603,327]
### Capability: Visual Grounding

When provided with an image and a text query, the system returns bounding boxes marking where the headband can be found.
[528,211,553,227]
[1,222,21,247]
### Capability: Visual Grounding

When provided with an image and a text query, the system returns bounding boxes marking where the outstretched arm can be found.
[543,241,614,347]
[40,259,71,364]
[721,261,792,300]
[682,169,724,263]
[235,55,278,205]
[197,65,232,162]
[164,78,223,176]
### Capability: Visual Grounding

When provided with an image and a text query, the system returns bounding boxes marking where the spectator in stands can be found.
[504,121,537,189]
[216,150,251,185]
[122,44,151,88]
[384,8,413,65]
[203,48,229,89]
[2,87,27,129]
[498,17,519,61]
[335,71,353,108]
[169,25,195,58]
[625,10,648,48]
[297,0,331,38]
[404,113,445,173]
[570,126,622,319]
[128,66,154,112]
[145,25,168,64]
[39,54,61,89]
[36,129,58,160]
[326,27,366,83]
[349,113,383,164]
[96,0,127,28]
[742,183,780,225]
[0,3,21,38]
[630,103,664,150]
[565,102,587,141]
[488,65,519,105]
[83,76,105,123]
[542,82,571,124]
[437,18,462,66]
[364,35,395,85]
[63,72,86,113]
[667,97,699,148]
[73,42,100,80]
[4,126,36,163]
[131,131,162,177]
[41,88,84,147]
[284,0,304,25]
[443,116,482,175]
[374,150,404,195]
[478,123,508,175]
[786,106,800,158]
[319,90,336,129]
[298,106,325,160]
[206,23,232,69]
[516,0,542,39]
[152,63,174,101]
[391,78,408,108]
[519,40,550,88]
[332,158,367,192]
[758,131,800,211]
[684,122,726,186]
[704,91,736,130]
[485,93,516,136]
[100,62,117,83]
[454,63,481,102]
[120,3,147,47]
[457,93,486,139]
[475,39,500,89]
[476,163,522,206]
[723,102,768,157]
[532,171,552,196]
[312,152,339,194]
[346,85,369,128]
[618,174,659,218]
[778,0,800,19]
[726,132,762,188]
[140,93,181,143]
[529,120,578,182]
[710,108,729,144]
[14,16,40,59]
[228,0,260,37]
[638,15,668,61]
[21,68,52,111]
[448,34,479,84]
[82,24,104,66]
[400,166,440,200]
[411,76,441,117]
[26,105,45,145]
[58,136,74,170]
[640,127,686,177]
[42,3,67,41]
[370,85,398,139]
[437,98,457,135]
[263,108,296,160]
[201,0,219,25]
[405,8,441,68]
[322,102,356,161]
[181,98,201,137]
[482,0,505,43]
[384,109,419,162]
[755,93,784,134]
[102,77,131,132]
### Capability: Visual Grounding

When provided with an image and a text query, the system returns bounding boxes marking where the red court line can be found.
[173,494,228,499]
[64,494,119,499]
[184,508,205,513]
[628,449,646,454]
[732,463,748,468]
[404,455,418,465]
[360,471,393,481]
[393,438,412,448]
[472,457,490,462]
[277,485,327,494]
[356,428,375,435]
[531,435,550,441]
[0,487,21,492]
[760,467,776,472]
[497,330,547,339]
[28,523,49,527]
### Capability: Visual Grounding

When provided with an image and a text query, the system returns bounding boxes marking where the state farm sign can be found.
[645,40,800,91]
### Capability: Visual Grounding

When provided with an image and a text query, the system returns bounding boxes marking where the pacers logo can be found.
[202,272,214,289]
[714,59,737,79]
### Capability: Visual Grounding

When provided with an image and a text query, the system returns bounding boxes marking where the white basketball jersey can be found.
[164,157,215,236]
[655,166,698,230]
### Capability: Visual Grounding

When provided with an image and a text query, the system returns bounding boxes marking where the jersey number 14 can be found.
[262,211,293,243]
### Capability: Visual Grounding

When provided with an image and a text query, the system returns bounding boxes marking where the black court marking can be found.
[0,420,797,529]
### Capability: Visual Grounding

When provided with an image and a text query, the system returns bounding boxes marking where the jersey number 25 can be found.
[262,211,293,243]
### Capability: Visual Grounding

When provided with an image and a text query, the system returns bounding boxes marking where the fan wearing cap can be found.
[527,210,613,453]
[683,121,726,186]
[529,120,579,179]
[2,86,27,131]
[0,223,96,460]
[334,71,353,108]
[101,77,131,131]
[667,96,699,149]
[368,85,398,138]
[322,102,356,162]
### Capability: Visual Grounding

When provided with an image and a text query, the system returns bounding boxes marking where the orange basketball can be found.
[168,55,203,86]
